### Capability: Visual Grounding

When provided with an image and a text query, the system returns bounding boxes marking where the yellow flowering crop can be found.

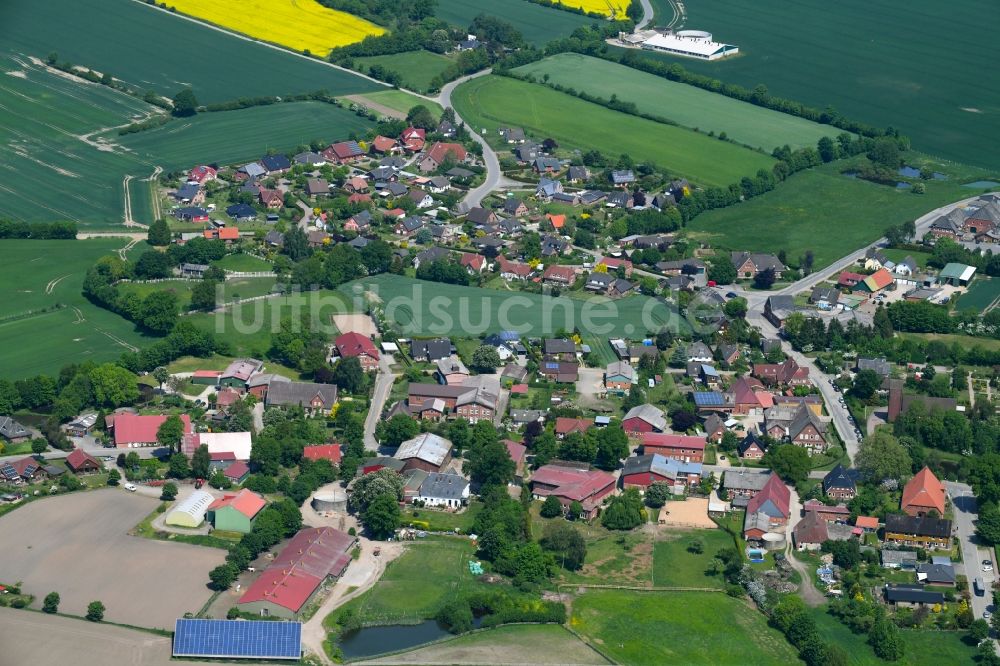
[169,0,385,55]
[558,0,630,18]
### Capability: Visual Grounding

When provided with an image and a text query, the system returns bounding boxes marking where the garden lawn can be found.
[112,102,375,172]
[808,607,977,665]
[350,90,444,120]
[881,248,931,270]
[329,538,485,625]
[571,589,799,665]
[354,51,455,93]
[335,274,689,339]
[452,76,775,188]
[0,239,151,378]
[400,501,483,533]
[165,0,383,56]
[435,0,595,46]
[633,0,1000,171]
[2,0,381,104]
[686,159,988,270]
[516,54,836,151]
[651,528,732,588]
[212,254,273,272]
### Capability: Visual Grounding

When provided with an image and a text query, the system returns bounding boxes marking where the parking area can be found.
[0,488,225,629]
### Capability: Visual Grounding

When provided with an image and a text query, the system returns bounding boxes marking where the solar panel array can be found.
[0,464,18,481]
[693,391,725,406]
[173,618,301,660]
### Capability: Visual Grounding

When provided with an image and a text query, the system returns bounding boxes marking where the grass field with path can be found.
[515,54,837,151]
[167,0,384,56]
[452,75,775,187]
[686,158,991,270]
[349,90,444,119]
[3,0,382,104]
[112,102,375,172]
[632,0,1000,171]
[435,0,597,47]
[335,274,689,339]
[0,239,153,378]
[355,51,455,93]
[957,277,1000,312]
[571,589,799,664]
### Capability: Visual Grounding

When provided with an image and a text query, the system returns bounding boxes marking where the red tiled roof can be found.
[218,227,239,240]
[348,193,372,204]
[400,127,425,141]
[554,417,594,436]
[503,439,527,464]
[640,432,707,451]
[193,370,222,378]
[238,527,356,613]
[328,141,363,159]
[498,256,532,276]
[335,332,379,360]
[425,141,467,165]
[598,257,632,271]
[66,448,100,471]
[546,213,566,229]
[510,383,528,394]
[302,444,342,464]
[371,135,397,152]
[210,451,236,462]
[543,265,576,281]
[531,465,615,507]
[838,271,865,286]
[460,253,484,270]
[209,488,265,518]
[746,473,790,518]
[113,414,191,446]
[224,461,250,481]
[855,516,880,529]
[901,466,945,515]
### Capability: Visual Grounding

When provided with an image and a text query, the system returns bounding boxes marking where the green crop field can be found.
[0,239,153,378]
[349,89,444,120]
[627,0,1000,171]
[111,102,375,172]
[3,0,381,104]
[515,54,837,151]
[354,51,455,93]
[118,277,277,311]
[436,0,595,47]
[957,277,1000,312]
[335,274,689,338]
[571,589,799,664]
[452,76,775,187]
[686,158,990,270]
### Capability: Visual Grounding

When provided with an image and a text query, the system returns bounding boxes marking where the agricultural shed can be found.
[165,490,215,528]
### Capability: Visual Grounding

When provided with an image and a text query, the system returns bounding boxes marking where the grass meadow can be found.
[0,239,153,378]
[354,51,456,92]
[686,157,992,270]
[633,0,1000,171]
[957,277,1000,312]
[111,102,375,172]
[515,54,837,151]
[451,75,776,187]
[435,0,596,47]
[212,254,274,272]
[118,277,277,311]
[571,589,799,664]
[166,0,384,56]
[2,0,381,103]
[350,90,444,119]
[650,528,732,588]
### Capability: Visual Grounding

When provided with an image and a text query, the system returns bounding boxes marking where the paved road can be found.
[437,70,509,211]
[636,0,654,29]
[363,353,397,451]
[946,481,996,624]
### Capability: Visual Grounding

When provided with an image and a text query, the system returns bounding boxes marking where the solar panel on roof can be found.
[173,619,301,660]
[0,464,16,480]
[545,363,558,369]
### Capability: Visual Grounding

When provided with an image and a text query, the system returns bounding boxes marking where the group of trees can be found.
[523,420,629,471]
[0,219,76,239]
[770,596,850,666]
[349,468,404,539]
[415,258,471,285]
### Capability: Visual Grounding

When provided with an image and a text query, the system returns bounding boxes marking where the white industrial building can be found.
[630,30,739,61]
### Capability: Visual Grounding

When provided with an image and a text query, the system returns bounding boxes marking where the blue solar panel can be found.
[693,392,725,406]
[545,362,558,369]
[173,619,301,660]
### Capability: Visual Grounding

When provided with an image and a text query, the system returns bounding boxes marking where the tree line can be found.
[0,219,76,239]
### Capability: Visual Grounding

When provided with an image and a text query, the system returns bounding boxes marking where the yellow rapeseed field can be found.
[558,0,630,17]
[168,0,385,55]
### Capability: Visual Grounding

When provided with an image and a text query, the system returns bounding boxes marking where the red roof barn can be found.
[334,332,380,371]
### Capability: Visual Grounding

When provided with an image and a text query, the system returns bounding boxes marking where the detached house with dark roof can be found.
[823,465,860,500]
[265,382,338,416]
[731,252,786,279]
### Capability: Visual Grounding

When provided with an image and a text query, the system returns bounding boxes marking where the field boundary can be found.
[127,0,392,90]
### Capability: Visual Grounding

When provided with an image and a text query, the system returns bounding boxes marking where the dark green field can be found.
[354,51,455,92]
[436,0,597,46]
[452,75,776,187]
[686,157,990,270]
[0,0,381,103]
[625,0,1000,170]
[0,239,153,379]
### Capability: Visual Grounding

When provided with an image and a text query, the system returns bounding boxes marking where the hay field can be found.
[516,54,836,151]
[168,0,384,56]
[451,75,775,187]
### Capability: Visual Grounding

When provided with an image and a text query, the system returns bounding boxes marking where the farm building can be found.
[110,413,192,449]
[0,416,30,443]
[237,527,357,618]
[208,489,267,534]
[530,465,616,518]
[393,433,453,473]
[900,466,946,516]
[183,431,253,461]
[64,412,98,436]
[165,490,215,528]
[640,432,707,463]
[622,404,667,433]
[638,30,739,60]
[938,262,976,286]
[219,358,264,389]
[621,454,702,492]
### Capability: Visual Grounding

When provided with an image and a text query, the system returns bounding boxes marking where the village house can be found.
[323,140,365,164]
[822,464,861,500]
[737,431,768,460]
[538,361,579,383]
[884,514,952,549]
[622,404,667,434]
[109,413,192,449]
[884,584,945,609]
[530,464,616,518]
[417,472,470,508]
[901,466,946,516]
[394,433,453,473]
[435,357,470,385]
[554,417,594,439]
[0,416,30,443]
[728,376,773,416]
[762,294,797,328]
[542,264,576,285]
[753,357,810,387]
[302,444,342,466]
[188,165,217,184]
[730,252,785,279]
[497,256,533,280]
[762,403,828,453]
[410,338,453,362]
[743,473,791,541]
[394,216,423,236]
[701,413,727,444]
[305,178,330,199]
[258,188,283,209]
[294,151,326,167]
[604,360,636,393]
[333,332,379,372]
[640,432,706,463]
[419,142,467,173]
[459,252,486,274]
[622,454,702,493]
[793,510,855,550]
[503,198,529,217]
[536,178,563,200]
[721,469,770,505]
[265,382,338,416]
[400,127,426,152]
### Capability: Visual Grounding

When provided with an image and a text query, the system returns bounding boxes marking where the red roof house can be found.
[111,413,192,448]
[542,264,576,285]
[223,461,250,484]
[554,417,594,439]
[640,432,707,463]
[334,332,380,372]
[302,444,343,465]
[597,257,633,276]
[323,140,365,164]
[744,473,791,539]
[65,448,101,473]
[371,135,399,154]
[838,271,865,288]
[188,165,217,184]
[901,466,946,517]
[259,188,283,209]
[530,465,615,518]
[460,253,486,273]
[400,127,426,152]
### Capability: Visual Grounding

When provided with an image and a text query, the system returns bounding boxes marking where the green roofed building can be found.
[939,263,976,287]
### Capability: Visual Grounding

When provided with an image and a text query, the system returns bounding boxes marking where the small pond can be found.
[339,619,474,659]
[964,180,1000,189]
[898,165,921,178]
[895,181,912,189]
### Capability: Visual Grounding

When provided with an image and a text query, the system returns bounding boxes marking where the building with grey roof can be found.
[394,433,453,472]
[417,472,470,508]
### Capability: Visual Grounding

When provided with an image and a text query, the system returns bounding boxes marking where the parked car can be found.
[124,483,137,492]
[983,560,994,572]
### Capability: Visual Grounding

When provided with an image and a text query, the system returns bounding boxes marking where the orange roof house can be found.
[859,267,894,294]
[901,466,946,517]
[546,213,566,229]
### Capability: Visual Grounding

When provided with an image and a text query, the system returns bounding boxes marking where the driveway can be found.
[946,481,996,624]
[784,486,825,606]
[363,353,397,451]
